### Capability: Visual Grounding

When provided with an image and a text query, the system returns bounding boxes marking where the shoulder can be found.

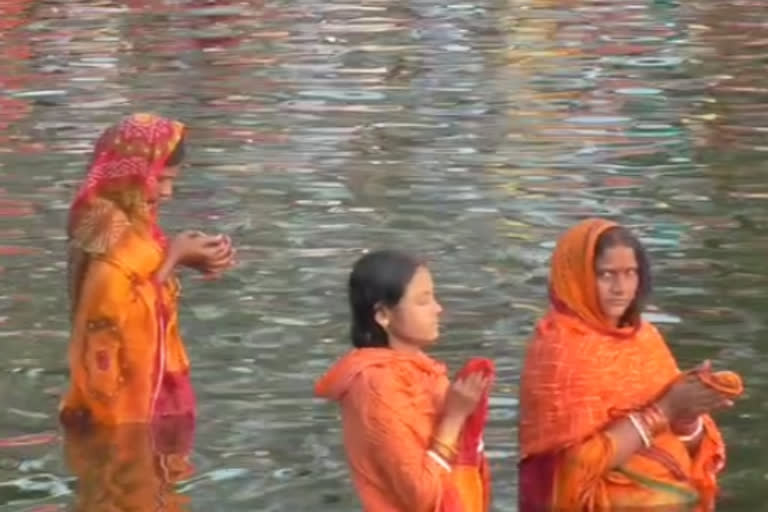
[525,314,583,361]
[357,364,415,396]
[70,198,132,255]
[355,357,447,401]
[638,319,668,344]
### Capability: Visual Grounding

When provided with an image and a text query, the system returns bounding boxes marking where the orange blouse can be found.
[61,227,194,425]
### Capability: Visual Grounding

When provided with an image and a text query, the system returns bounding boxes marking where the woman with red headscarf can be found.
[518,218,744,511]
[315,250,494,512]
[60,113,235,427]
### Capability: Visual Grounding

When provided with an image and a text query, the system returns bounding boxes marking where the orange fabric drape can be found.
[60,114,194,426]
[315,348,491,512]
[519,218,742,511]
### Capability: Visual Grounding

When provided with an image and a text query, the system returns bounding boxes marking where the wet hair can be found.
[594,226,652,326]
[348,250,424,348]
[165,137,185,167]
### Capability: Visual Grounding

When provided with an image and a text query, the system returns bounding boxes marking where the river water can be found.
[0,0,766,510]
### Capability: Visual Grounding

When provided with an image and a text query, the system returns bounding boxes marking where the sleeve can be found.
[354,368,450,512]
[71,260,132,403]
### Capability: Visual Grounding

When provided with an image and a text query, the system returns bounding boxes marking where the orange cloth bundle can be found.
[695,370,744,399]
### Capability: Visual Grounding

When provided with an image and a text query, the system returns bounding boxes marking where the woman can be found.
[518,218,743,511]
[315,250,494,512]
[60,113,235,427]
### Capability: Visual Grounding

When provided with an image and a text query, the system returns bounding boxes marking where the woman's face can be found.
[377,266,443,349]
[147,165,180,206]
[595,244,639,326]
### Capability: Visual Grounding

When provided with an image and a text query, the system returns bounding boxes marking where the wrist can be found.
[436,413,464,443]
[676,417,704,442]
[655,398,673,422]
[429,436,457,463]
[639,402,669,437]
[672,416,701,435]
[440,410,468,429]
[165,244,183,267]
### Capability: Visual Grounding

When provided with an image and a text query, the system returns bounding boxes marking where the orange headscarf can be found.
[547,217,631,334]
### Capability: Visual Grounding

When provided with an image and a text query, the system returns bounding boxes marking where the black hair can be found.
[348,250,423,348]
[165,136,185,167]
[594,226,652,326]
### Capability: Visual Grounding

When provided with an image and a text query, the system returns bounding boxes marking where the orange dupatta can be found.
[518,218,741,512]
[60,114,195,426]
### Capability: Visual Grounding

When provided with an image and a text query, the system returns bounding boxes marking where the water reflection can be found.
[63,418,195,512]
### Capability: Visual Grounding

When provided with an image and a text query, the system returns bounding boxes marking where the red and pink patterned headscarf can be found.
[68,113,185,249]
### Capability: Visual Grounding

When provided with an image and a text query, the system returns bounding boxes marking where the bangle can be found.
[673,416,700,436]
[639,403,669,436]
[430,437,457,461]
[628,413,652,448]
[427,450,452,472]
[677,417,704,443]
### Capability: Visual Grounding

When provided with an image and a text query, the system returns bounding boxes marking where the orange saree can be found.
[60,114,195,426]
[315,348,492,512]
[518,218,742,512]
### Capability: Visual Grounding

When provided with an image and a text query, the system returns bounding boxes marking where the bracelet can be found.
[673,416,700,436]
[628,413,652,448]
[430,437,457,461]
[638,403,669,436]
[430,444,454,462]
[677,417,704,443]
[427,450,452,472]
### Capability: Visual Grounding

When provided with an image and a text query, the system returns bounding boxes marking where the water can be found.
[0,0,766,509]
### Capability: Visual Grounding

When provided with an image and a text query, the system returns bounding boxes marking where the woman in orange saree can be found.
[315,250,494,512]
[60,113,235,427]
[518,218,743,512]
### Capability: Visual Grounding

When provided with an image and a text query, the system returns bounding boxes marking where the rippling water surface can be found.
[1,0,767,510]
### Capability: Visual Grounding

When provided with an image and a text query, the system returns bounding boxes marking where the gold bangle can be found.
[430,444,453,461]
[431,437,457,458]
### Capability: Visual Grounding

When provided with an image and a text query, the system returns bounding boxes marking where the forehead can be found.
[595,246,637,268]
[158,165,180,178]
[404,266,433,292]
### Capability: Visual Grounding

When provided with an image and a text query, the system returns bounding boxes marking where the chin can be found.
[606,308,630,323]
[420,333,440,347]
